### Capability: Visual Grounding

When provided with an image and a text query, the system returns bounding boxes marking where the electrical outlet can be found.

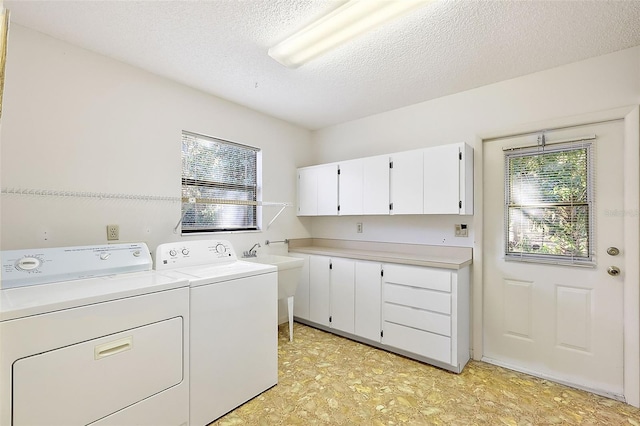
[107,224,120,241]
[357,222,363,233]
[455,224,468,237]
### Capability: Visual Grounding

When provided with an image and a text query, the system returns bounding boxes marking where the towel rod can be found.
[265,239,289,245]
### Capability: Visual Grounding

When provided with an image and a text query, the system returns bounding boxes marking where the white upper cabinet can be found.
[298,142,473,217]
[459,143,474,215]
[316,164,339,216]
[338,155,390,216]
[362,155,390,215]
[297,167,318,216]
[297,164,339,216]
[389,150,424,215]
[338,159,363,216]
[423,143,473,215]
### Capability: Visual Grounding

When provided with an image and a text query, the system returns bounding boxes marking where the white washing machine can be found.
[154,240,277,426]
[0,243,190,426]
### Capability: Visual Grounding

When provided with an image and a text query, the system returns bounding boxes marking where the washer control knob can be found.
[133,250,141,257]
[215,244,226,254]
[182,248,190,256]
[169,249,177,257]
[99,252,111,260]
[16,257,41,271]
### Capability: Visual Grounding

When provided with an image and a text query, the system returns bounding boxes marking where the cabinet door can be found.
[291,253,310,320]
[354,261,382,342]
[297,167,318,216]
[309,255,331,326]
[330,258,355,333]
[363,155,390,215]
[338,159,363,215]
[316,164,339,216]
[459,143,474,215]
[389,150,423,214]
[423,144,460,214]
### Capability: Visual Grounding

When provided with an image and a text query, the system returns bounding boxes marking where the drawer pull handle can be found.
[95,337,133,360]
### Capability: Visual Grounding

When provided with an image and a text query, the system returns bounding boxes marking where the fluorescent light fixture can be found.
[268,0,430,68]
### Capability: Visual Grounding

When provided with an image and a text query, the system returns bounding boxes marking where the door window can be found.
[505,141,594,264]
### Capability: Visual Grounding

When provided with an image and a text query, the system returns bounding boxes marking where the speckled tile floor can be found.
[211,323,640,425]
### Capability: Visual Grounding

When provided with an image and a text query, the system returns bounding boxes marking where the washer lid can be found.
[0,271,189,321]
[165,260,276,287]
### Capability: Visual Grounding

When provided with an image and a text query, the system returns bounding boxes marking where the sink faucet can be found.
[243,243,261,258]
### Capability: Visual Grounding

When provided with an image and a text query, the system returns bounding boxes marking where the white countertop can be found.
[288,239,472,270]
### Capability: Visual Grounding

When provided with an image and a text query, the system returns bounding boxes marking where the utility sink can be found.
[245,255,304,299]
[245,255,304,341]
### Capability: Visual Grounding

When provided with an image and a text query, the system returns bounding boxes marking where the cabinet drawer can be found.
[384,283,451,314]
[384,303,451,336]
[383,264,451,292]
[383,321,451,364]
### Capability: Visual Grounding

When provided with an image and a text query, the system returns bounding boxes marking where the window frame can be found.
[504,141,595,266]
[180,131,262,234]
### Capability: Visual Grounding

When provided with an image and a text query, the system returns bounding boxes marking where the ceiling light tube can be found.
[268,0,430,68]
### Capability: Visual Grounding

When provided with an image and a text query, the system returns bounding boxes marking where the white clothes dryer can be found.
[154,240,277,426]
[0,243,190,426]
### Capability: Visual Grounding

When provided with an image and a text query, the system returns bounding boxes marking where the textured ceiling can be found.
[5,0,640,130]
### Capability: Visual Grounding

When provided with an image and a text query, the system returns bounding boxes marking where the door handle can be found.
[607,266,621,277]
[95,336,133,360]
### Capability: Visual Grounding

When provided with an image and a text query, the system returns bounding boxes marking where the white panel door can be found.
[317,164,339,216]
[339,159,363,215]
[363,155,390,215]
[423,144,460,214]
[309,255,331,326]
[297,167,318,216]
[354,261,382,342]
[330,258,355,333]
[483,120,625,398]
[389,150,423,214]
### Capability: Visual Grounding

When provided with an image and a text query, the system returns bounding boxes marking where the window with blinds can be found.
[505,141,594,264]
[181,131,260,233]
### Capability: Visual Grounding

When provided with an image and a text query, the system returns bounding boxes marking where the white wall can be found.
[0,24,313,253]
[311,46,640,246]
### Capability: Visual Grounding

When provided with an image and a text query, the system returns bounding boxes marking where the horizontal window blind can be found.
[181,131,259,233]
[505,141,594,264]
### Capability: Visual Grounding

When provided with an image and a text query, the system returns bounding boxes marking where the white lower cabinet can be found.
[354,261,382,342]
[294,252,470,373]
[307,255,356,331]
[309,255,331,326]
[330,258,355,333]
[382,263,470,372]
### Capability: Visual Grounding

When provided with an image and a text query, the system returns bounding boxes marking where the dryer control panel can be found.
[154,240,237,270]
[0,243,152,290]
